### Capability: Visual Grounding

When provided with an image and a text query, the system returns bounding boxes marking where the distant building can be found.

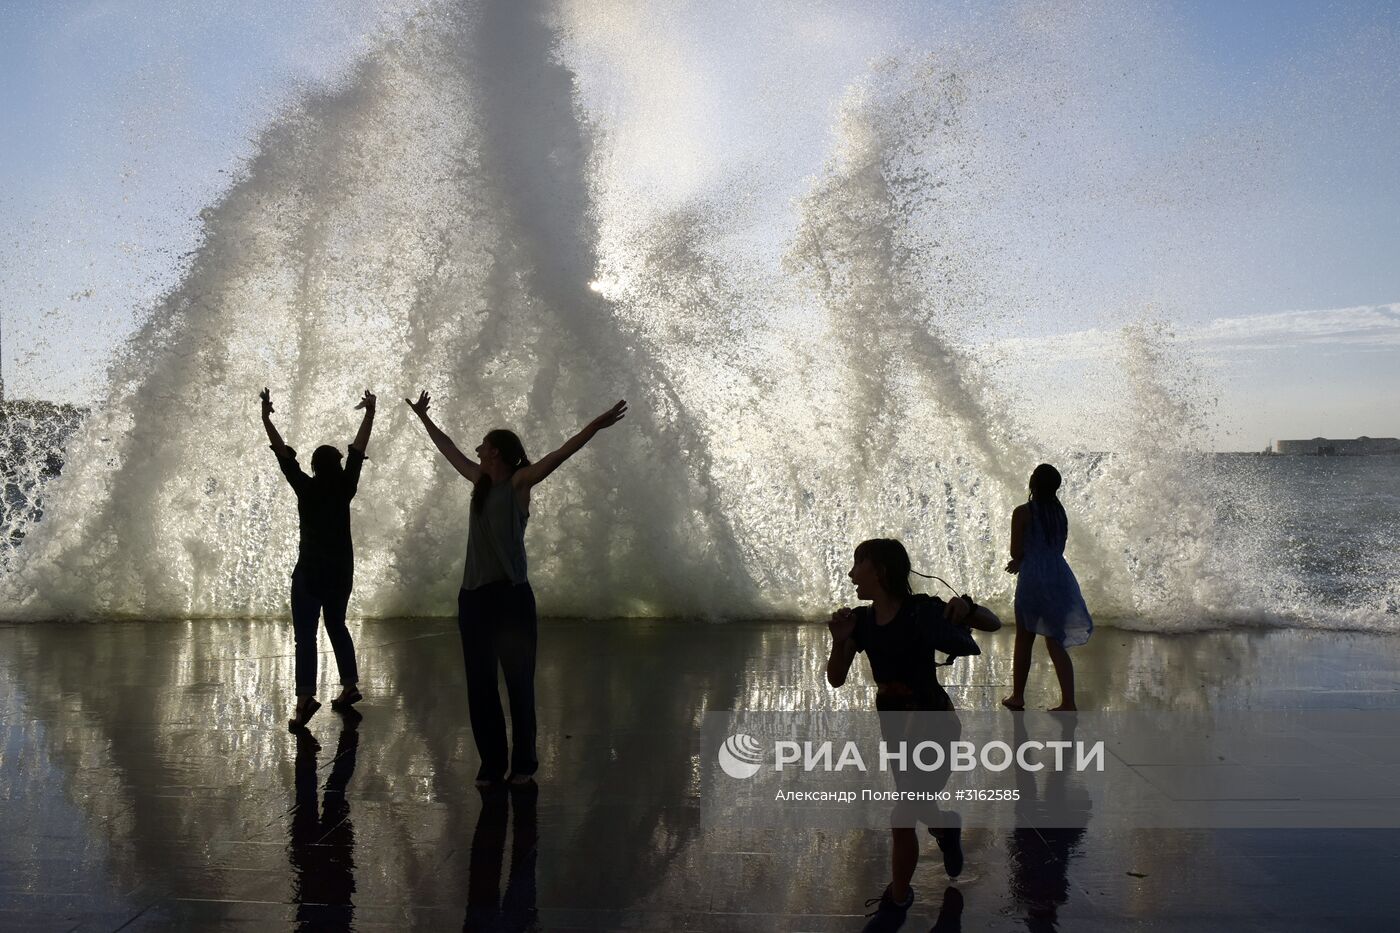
[1274,436,1400,455]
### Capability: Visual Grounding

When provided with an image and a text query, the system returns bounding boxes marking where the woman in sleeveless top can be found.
[407,391,627,785]
[1002,463,1093,712]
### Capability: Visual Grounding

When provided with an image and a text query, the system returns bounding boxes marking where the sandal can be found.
[331,688,363,710]
[288,697,322,731]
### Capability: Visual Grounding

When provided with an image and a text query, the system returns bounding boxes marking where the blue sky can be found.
[2,0,1397,449]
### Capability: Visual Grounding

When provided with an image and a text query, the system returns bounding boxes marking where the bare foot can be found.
[1001,696,1025,712]
[1049,702,1078,712]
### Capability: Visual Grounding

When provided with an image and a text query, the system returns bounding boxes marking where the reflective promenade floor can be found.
[2,618,1400,931]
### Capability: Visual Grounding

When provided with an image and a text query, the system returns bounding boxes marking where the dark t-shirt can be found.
[273,445,364,591]
[852,594,981,711]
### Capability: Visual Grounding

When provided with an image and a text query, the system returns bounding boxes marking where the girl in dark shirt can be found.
[826,538,1001,922]
[262,388,375,731]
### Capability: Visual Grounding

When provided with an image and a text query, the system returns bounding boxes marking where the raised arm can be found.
[405,391,480,483]
[826,608,859,687]
[350,390,376,454]
[1006,504,1028,574]
[261,388,289,457]
[513,400,627,490]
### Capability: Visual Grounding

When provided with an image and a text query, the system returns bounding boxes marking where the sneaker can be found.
[930,827,964,878]
[862,884,913,932]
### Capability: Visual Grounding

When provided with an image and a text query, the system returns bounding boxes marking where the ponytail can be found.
[471,429,531,513]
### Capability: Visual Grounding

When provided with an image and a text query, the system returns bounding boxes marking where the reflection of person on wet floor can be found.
[1002,463,1094,713]
[1008,713,1088,932]
[290,718,360,927]
[407,390,627,786]
[262,387,374,730]
[825,538,1001,925]
[466,783,539,931]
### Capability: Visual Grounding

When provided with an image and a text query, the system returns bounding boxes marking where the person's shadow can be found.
[289,712,361,929]
[464,782,539,932]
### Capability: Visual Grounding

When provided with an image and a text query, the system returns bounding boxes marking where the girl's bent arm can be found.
[826,608,858,687]
[946,595,1003,632]
[1009,505,1027,561]
[1006,505,1027,573]
[969,604,1002,632]
[827,638,857,687]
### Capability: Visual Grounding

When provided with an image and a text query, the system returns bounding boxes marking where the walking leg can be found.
[1046,636,1077,711]
[1003,606,1035,710]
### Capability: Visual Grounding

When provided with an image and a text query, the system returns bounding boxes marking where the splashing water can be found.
[1,1,1394,630]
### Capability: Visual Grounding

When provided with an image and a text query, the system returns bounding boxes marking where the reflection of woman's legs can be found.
[498,583,538,778]
[467,786,508,913]
[1004,606,1035,709]
[460,586,509,782]
[1045,636,1076,710]
[503,782,539,913]
[891,827,919,900]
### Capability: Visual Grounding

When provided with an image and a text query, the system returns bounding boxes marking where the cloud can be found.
[1191,304,1400,352]
[990,302,1400,365]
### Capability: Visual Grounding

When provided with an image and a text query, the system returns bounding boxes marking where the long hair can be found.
[471,428,531,513]
[854,538,914,599]
[1028,462,1067,545]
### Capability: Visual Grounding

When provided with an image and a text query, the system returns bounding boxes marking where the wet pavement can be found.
[2,618,1399,931]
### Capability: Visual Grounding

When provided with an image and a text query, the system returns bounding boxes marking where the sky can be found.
[2,0,1397,450]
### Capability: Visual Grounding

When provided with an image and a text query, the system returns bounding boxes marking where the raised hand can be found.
[828,607,855,642]
[260,387,274,418]
[944,596,974,624]
[406,390,431,418]
[587,399,628,434]
[355,389,377,412]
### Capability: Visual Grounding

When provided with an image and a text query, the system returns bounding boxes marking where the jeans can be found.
[458,581,538,782]
[290,570,358,697]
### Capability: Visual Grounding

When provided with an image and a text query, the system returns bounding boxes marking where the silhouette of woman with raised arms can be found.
[407,391,627,785]
[1002,463,1093,712]
[261,387,375,730]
